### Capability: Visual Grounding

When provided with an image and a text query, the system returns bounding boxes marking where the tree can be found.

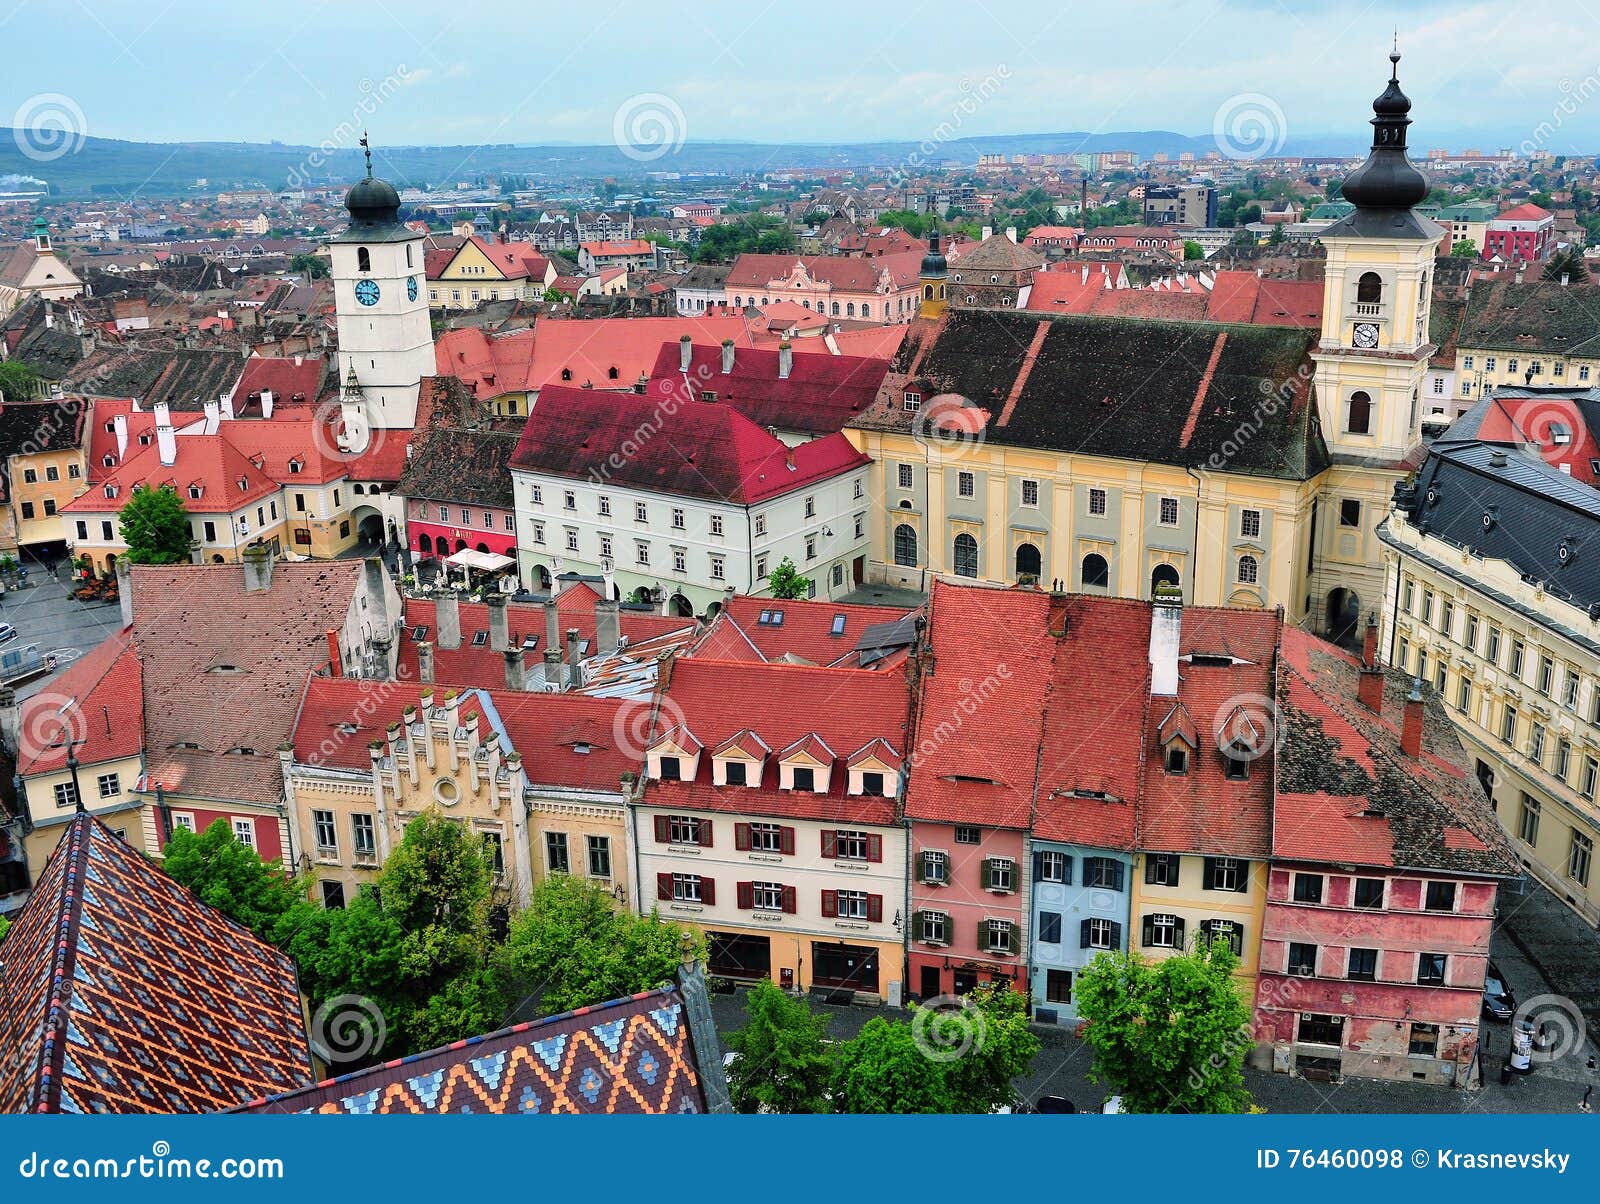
[832,1016,952,1113]
[765,556,812,600]
[0,360,40,402]
[119,484,192,564]
[936,985,1039,1112]
[1544,247,1590,283]
[1267,221,1286,246]
[1451,238,1478,258]
[290,252,329,279]
[0,914,9,944]
[1075,941,1254,1114]
[161,819,304,941]
[724,981,835,1113]
[876,208,927,237]
[494,872,702,1017]
[1183,240,1204,261]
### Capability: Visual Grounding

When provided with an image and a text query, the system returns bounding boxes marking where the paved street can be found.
[706,924,1599,1114]
[1,567,126,702]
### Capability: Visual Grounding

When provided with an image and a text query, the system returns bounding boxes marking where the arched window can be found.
[1151,563,1180,595]
[406,244,413,268]
[846,302,855,317]
[1237,554,1259,585]
[608,366,619,379]
[953,533,979,578]
[1347,390,1372,435]
[418,533,433,554]
[1081,552,1109,590]
[733,295,742,307]
[1356,272,1382,305]
[924,284,934,301]
[894,524,918,566]
[831,301,840,315]
[357,246,371,273]
[1015,542,1042,581]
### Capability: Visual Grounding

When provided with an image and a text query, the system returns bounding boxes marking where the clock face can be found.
[354,278,381,306]
[1352,322,1378,349]
[407,275,419,302]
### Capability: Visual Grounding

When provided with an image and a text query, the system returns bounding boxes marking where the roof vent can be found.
[1488,450,1508,468]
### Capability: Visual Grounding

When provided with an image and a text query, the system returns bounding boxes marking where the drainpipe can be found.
[1185,465,1202,601]
[1387,547,1404,668]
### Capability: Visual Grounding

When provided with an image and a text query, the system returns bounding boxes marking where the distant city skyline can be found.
[6,0,1600,156]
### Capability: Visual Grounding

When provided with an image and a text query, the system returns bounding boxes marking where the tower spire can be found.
[361,131,373,179]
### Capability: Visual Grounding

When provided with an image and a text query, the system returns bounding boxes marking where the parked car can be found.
[1035,1095,1077,1114]
[1101,1094,1126,1114]
[0,623,16,645]
[1482,961,1516,1022]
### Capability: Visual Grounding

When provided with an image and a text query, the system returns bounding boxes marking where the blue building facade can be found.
[1028,842,1133,1023]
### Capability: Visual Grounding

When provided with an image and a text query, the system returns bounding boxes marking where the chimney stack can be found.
[242,544,275,592]
[1148,585,1182,697]
[112,413,128,460]
[1005,226,1018,243]
[544,597,561,659]
[1357,618,1385,713]
[261,389,274,418]
[364,557,388,632]
[982,225,993,241]
[417,641,435,685]
[154,405,177,467]
[436,591,462,651]
[679,334,693,372]
[487,590,510,652]
[1401,678,1425,758]
[326,630,343,678]
[503,647,527,691]
[542,647,563,688]
[1047,591,1068,638]
[721,338,735,374]
[116,557,133,629]
[778,341,792,380]
[596,598,621,654]
[1362,614,1379,669]
[565,627,582,690]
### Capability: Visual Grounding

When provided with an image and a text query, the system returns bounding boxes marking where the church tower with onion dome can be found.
[329,137,433,440]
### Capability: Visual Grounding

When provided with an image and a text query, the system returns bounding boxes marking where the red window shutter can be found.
[780,825,795,855]
[656,872,672,901]
[821,830,837,858]
[700,877,715,905]
[867,893,883,923]
[867,834,883,863]
[782,884,797,914]
[821,889,838,918]
[698,819,713,848]
[734,823,750,851]
[736,881,753,910]
[653,815,670,843]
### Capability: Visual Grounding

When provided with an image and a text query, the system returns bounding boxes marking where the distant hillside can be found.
[0,127,1367,198]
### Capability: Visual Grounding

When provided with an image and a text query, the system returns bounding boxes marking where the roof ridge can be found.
[34,813,94,1112]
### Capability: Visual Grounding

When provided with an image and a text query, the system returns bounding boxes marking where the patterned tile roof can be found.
[0,813,314,1113]
[241,972,727,1114]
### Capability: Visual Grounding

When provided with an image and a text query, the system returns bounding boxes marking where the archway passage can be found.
[417,533,434,555]
[669,593,694,617]
[1015,542,1042,582]
[355,508,384,548]
[533,565,553,591]
[1150,563,1180,596]
[1326,587,1361,648]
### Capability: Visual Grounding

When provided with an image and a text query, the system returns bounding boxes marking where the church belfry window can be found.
[357,247,371,273]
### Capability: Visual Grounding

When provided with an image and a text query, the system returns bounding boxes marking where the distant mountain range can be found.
[0,128,1382,199]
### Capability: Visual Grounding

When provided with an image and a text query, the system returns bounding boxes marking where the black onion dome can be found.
[1340,50,1429,212]
[344,175,402,227]
[921,226,947,276]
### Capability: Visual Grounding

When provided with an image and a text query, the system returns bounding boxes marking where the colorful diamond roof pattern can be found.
[0,813,315,1114]
[242,982,717,1115]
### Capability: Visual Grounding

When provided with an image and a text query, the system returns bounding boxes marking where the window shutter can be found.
[698,820,713,848]
[915,851,927,883]
[657,872,672,901]
[867,833,882,863]
[1008,922,1020,954]
[734,823,751,851]
[980,858,993,890]
[1109,860,1125,892]
[821,890,838,918]
[821,830,837,858]
[1142,914,1155,946]
[1110,921,1123,949]
[1080,918,1093,949]
[736,881,753,910]
[1062,856,1073,886]
[867,893,883,923]
[782,885,797,914]
[1173,916,1187,947]
[912,909,926,942]
[1144,856,1159,885]
[700,877,715,905]
[653,815,670,843]
[780,826,796,855]
[1230,922,1244,955]
[1203,857,1218,890]
[1034,851,1046,880]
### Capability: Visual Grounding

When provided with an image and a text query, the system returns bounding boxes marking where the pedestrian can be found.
[1581,1085,1593,1114]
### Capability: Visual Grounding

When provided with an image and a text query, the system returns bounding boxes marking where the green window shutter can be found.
[980,858,993,890]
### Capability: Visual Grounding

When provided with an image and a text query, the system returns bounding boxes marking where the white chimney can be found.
[112,413,128,459]
[43,307,53,329]
[778,342,792,381]
[981,225,993,241]
[203,400,220,432]
[1149,589,1182,697]
[721,339,735,374]
[155,422,177,468]
[261,389,274,418]
[221,391,235,420]
[1005,226,1017,243]
[152,400,171,428]
[679,334,692,372]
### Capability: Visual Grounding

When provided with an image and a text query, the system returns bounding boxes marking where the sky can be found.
[7,0,1600,154]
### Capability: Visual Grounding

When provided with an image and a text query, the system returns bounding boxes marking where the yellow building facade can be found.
[1127,851,1268,996]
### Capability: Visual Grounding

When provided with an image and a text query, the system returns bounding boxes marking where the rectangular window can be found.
[920,911,948,945]
[636,540,650,566]
[1292,873,1323,904]
[352,814,376,858]
[791,766,815,791]
[1417,953,1447,986]
[920,850,948,884]
[1083,857,1123,890]
[95,772,120,798]
[897,463,913,489]
[1037,850,1069,883]
[1339,498,1361,528]
[1085,918,1116,950]
[670,873,703,903]
[751,881,784,912]
[984,857,1015,892]
[545,831,570,873]
[1021,479,1039,507]
[1144,853,1179,887]
[1088,487,1107,516]
[1500,704,1518,745]
[587,835,611,879]
[1144,913,1181,949]
[1424,880,1457,912]
[957,471,975,498]
[1158,496,1179,526]
[1353,877,1385,909]
[710,554,725,580]
[1421,589,1434,624]
[1584,757,1599,802]
[1288,943,1318,975]
[1456,676,1470,713]
[1409,1023,1439,1057]
[1439,599,1454,637]
[834,830,871,861]
[532,521,546,545]
[1240,508,1261,539]
[232,819,255,849]
[710,514,723,536]
[1038,911,1063,944]
[1204,856,1245,892]
[322,881,347,909]
[747,821,782,850]
[1045,969,1072,1004]
[955,826,981,844]
[1558,739,1573,780]
[1346,947,1378,981]
[1571,830,1593,886]
[1487,625,1502,664]
[836,890,869,920]
[1402,579,1415,613]
[986,919,1014,954]
[313,810,337,852]
[1520,794,1541,845]
[1465,612,1479,651]
[598,494,612,516]
[1539,655,1555,696]
[1564,669,1580,711]
[1510,639,1526,678]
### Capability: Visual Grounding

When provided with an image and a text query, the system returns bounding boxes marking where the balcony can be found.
[1354,302,1382,317]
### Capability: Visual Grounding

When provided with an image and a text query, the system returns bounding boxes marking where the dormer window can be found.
[791,766,814,791]
[104,485,117,498]
[724,761,747,786]
[1165,746,1188,774]
[1550,423,1572,446]
[861,770,885,795]
[139,433,152,445]
[1225,748,1250,780]
[237,477,249,491]
[289,457,304,473]
[187,485,203,499]
[659,755,681,781]
[102,454,115,467]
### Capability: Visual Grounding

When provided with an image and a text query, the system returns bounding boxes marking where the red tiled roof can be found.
[1495,203,1553,223]
[582,240,653,256]
[642,657,911,824]
[64,433,280,514]
[725,251,924,291]
[16,637,143,776]
[234,354,326,406]
[429,235,552,282]
[509,384,869,504]
[690,595,914,667]
[646,341,890,436]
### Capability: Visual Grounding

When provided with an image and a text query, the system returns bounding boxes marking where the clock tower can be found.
[1309,49,1444,643]
[329,139,433,444]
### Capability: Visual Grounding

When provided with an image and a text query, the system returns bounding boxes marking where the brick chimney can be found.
[1047,591,1068,638]
[326,629,343,677]
[1401,678,1425,758]
[1357,616,1385,712]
